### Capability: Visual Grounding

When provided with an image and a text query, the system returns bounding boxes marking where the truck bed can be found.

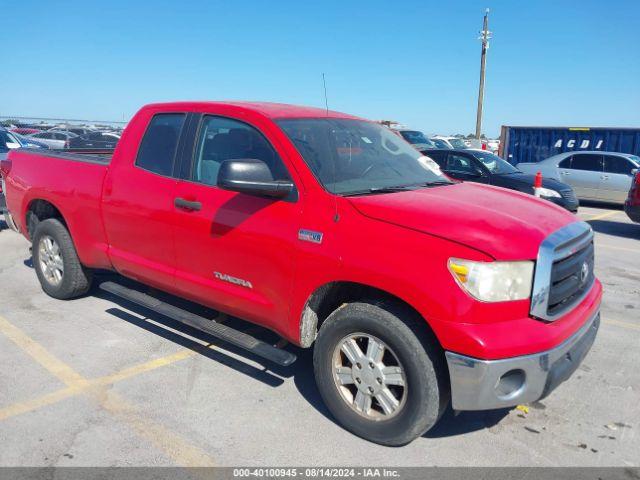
[4,147,113,267]
[19,148,113,165]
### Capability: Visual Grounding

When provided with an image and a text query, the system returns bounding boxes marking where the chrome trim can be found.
[530,221,594,321]
[446,309,600,411]
[3,210,19,233]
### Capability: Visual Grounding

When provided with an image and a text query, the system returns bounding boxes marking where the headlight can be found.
[537,187,561,198]
[448,258,534,302]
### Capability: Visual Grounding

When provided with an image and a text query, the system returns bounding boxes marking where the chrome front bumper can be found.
[445,309,600,411]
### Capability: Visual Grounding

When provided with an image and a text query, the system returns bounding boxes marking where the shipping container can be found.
[499,126,640,165]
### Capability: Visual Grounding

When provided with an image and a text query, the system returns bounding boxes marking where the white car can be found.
[431,136,469,150]
[27,130,78,149]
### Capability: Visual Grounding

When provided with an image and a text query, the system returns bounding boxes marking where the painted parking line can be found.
[596,243,639,254]
[0,315,87,387]
[0,314,215,467]
[0,350,196,422]
[604,318,640,331]
[584,211,621,222]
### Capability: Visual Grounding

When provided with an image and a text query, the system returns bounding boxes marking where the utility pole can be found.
[475,8,492,140]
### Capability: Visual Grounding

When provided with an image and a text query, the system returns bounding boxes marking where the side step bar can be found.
[99,281,296,367]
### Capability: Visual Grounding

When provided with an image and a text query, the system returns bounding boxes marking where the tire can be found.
[32,218,93,299]
[313,301,448,446]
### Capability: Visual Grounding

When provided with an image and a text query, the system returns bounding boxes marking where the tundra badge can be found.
[214,272,253,289]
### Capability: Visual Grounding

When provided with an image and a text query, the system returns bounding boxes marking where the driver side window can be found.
[191,116,290,186]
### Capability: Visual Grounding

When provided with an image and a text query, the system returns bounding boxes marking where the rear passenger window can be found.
[191,116,289,186]
[136,113,186,177]
[604,155,634,175]
[570,154,602,172]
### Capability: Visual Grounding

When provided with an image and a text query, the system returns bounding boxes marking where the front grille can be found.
[547,241,594,316]
[530,221,594,321]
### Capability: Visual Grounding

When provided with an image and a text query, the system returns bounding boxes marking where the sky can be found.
[1,0,639,137]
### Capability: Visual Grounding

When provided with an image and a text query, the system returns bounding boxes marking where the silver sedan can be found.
[517,151,639,204]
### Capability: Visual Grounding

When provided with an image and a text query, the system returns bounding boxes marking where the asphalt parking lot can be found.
[0,204,638,467]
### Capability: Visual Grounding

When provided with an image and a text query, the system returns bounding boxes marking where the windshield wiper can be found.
[412,180,454,187]
[342,181,453,197]
[342,185,415,196]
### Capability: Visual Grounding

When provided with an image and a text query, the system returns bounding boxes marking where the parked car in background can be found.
[431,136,468,150]
[10,128,42,135]
[68,131,120,149]
[425,149,579,212]
[1,128,22,151]
[624,170,640,223]
[517,151,640,205]
[61,127,97,136]
[26,130,78,149]
[394,129,437,150]
[12,133,50,149]
[429,137,452,149]
[486,139,500,153]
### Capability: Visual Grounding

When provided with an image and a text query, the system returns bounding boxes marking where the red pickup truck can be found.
[1,102,601,445]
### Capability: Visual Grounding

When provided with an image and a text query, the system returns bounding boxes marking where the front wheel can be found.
[313,301,448,446]
[32,218,93,299]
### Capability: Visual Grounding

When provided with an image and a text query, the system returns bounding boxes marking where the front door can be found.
[172,114,302,334]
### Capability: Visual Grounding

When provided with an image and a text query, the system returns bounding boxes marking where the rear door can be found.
[562,153,603,200]
[601,155,637,203]
[101,112,187,291]
[171,113,302,333]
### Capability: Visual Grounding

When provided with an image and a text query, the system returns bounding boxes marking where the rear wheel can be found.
[313,301,448,446]
[32,218,92,299]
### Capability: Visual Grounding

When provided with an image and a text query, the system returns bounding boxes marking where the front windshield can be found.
[431,138,452,149]
[400,130,435,148]
[448,138,467,149]
[277,119,452,195]
[471,151,519,174]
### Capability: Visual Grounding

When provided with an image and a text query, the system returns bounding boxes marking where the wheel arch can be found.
[298,281,441,349]
[24,198,68,241]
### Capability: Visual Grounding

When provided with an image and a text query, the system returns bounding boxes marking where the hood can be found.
[494,172,570,193]
[348,182,577,260]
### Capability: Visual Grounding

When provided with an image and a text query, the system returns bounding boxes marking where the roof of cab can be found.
[143,101,363,120]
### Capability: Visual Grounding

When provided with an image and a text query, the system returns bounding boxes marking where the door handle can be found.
[601,175,609,180]
[561,171,570,175]
[174,197,202,211]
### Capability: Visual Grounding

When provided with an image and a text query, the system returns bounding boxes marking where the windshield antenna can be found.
[322,73,329,116]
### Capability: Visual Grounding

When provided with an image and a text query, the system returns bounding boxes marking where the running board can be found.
[99,281,296,367]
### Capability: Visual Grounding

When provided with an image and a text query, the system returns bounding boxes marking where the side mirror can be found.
[631,168,638,176]
[217,159,294,199]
